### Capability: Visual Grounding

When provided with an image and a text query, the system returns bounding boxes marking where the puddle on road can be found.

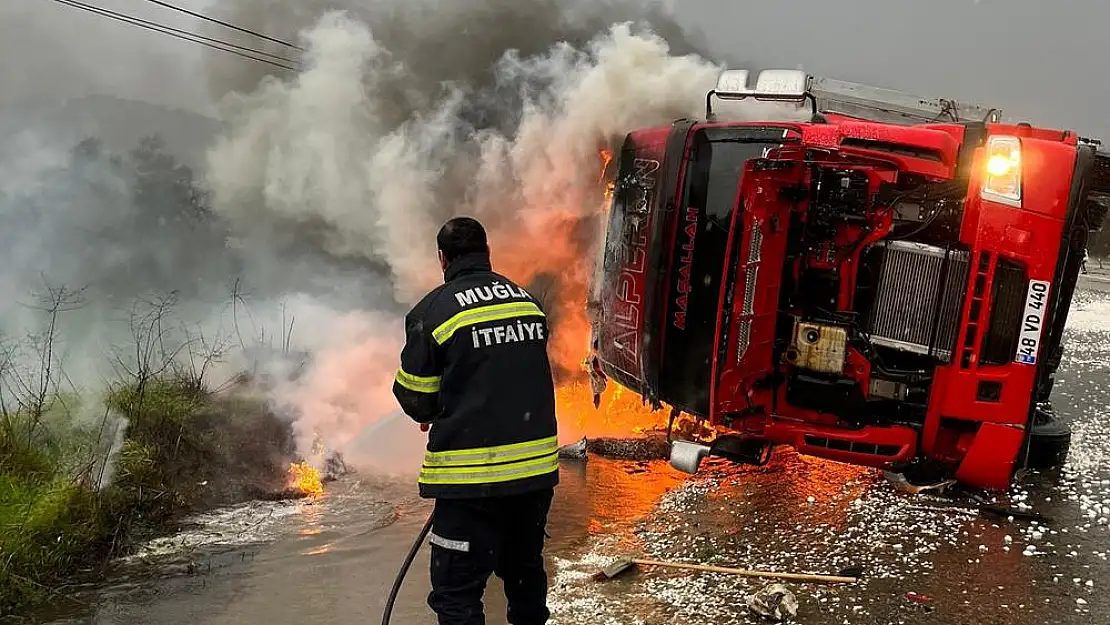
[19,458,684,625]
[546,451,884,625]
[552,457,687,549]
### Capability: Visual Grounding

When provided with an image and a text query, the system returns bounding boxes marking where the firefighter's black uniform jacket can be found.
[392,252,559,499]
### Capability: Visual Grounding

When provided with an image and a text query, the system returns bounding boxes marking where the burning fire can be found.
[598,149,614,182]
[288,461,324,497]
[556,382,671,441]
[555,381,732,443]
[599,149,616,200]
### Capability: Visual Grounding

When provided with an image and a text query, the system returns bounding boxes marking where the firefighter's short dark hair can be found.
[437,216,489,262]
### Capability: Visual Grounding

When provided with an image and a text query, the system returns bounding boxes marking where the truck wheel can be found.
[1018,405,1072,470]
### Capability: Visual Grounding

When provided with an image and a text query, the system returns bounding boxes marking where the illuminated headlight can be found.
[980,135,1022,207]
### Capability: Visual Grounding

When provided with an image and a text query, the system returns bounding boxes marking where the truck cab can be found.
[586,69,1110,490]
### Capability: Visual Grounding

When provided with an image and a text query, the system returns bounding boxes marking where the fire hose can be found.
[381,421,433,625]
[380,512,433,625]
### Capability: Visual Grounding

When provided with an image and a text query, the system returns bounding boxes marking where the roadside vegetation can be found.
[0,290,298,615]
[0,137,301,616]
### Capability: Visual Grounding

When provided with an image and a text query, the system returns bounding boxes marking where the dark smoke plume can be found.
[198,0,804,467]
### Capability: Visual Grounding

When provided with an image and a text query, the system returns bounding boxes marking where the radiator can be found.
[865,241,970,360]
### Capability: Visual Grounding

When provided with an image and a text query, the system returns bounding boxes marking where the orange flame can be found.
[288,461,324,497]
[556,382,672,442]
[598,149,614,183]
[599,149,616,200]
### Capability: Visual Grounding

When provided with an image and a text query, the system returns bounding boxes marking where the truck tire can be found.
[1018,405,1072,470]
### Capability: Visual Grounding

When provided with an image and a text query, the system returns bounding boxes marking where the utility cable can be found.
[140,0,305,51]
[49,0,299,72]
[64,0,299,66]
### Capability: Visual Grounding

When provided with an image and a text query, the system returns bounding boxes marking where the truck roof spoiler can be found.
[807,76,1002,126]
[707,69,1002,126]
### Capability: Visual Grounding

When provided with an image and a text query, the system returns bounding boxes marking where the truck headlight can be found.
[981,135,1022,207]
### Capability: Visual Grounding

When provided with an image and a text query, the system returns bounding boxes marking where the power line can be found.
[49,0,300,72]
[59,0,300,66]
[140,0,304,51]
[53,0,299,70]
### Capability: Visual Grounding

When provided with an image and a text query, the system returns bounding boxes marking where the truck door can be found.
[657,127,791,418]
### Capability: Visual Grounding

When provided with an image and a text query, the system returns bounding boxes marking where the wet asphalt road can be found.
[19,457,684,625]
[15,280,1110,625]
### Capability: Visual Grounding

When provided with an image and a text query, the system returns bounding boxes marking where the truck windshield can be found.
[658,127,781,416]
[686,129,764,227]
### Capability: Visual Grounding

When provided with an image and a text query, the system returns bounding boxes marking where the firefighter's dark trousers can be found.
[427,488,554,625]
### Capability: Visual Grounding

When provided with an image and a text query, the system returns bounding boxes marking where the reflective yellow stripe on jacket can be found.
[419,436,559,485]
[432,301,545,345]
[394,368,441,394]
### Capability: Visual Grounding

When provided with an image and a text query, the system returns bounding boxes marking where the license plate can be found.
[1015,279,1051,365]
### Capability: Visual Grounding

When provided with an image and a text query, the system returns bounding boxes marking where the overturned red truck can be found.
[585,70,1110,491]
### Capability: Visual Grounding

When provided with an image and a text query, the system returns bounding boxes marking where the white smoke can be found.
[94,414,130,492]
[205,10,804,466]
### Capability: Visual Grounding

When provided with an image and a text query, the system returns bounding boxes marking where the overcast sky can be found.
[0,0,214,115]
[6,0,1110,139]
[684,0,1110,139]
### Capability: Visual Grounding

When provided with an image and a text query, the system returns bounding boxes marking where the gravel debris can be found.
[547,289,1110,624]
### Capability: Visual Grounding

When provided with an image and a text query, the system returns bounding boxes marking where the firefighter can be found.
[392,216,559,625]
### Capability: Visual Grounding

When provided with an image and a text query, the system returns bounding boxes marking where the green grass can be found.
[0,376,294,616]
[0,469,99,611]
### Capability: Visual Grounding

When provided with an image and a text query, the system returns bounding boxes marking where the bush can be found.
[0,376,296,616]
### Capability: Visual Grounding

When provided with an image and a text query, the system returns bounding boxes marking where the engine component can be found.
[807,168,871,239]
[798,267,840,314]
[668,436,773,476]
[869,378,908,401]
[787,320,848,374]
[670,440,712,474]
[864,241,970,360]
[786,373,866,416]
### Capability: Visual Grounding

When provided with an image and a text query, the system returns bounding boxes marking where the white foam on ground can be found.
[1063,292,1110,336]
[121,499,309,563]
[548,540,651,624]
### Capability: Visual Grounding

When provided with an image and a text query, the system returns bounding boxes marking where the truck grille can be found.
[865,241,970,360]
[736,221,763,361]
[980,258,1028,365]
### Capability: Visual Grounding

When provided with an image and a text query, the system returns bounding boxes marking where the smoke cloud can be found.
[202,1,802,466]
[0,0,799,476]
